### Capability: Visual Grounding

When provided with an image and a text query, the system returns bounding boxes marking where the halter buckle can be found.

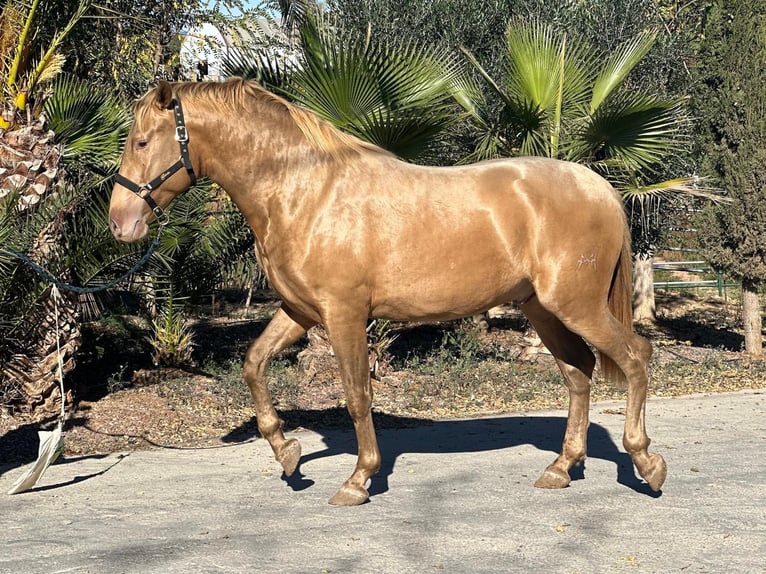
[175,125,189,143]
[153,205,170,227]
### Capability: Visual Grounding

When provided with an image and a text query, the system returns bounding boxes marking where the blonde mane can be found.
[136,78,391,161]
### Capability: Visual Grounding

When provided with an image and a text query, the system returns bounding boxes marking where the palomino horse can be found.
[110,78,667,505]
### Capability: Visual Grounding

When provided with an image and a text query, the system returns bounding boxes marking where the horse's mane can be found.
[136,78,391,160]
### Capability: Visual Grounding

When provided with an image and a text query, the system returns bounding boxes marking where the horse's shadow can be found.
[223,410,661,499]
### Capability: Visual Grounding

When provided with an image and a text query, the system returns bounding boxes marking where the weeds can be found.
[105,364,129,394]
[196,357,249,408]
[367,319,399,378]
[148,295,195,368]
[268,359,302,409]
[199,355,302,411]
[440,319,484,366]
[401,319,491,383]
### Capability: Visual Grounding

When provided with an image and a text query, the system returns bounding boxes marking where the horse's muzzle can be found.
[110,215,148,243]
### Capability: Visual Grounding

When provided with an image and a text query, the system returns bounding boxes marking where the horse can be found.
[109,78,667,505]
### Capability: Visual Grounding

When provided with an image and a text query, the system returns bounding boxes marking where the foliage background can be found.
[0,0,764,412]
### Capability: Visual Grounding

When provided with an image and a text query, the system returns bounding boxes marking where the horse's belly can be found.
[370,262,530,322]
[367,209,534,321]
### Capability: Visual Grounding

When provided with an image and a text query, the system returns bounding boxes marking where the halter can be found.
[114,97,197,224]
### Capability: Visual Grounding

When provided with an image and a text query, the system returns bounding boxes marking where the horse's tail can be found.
[602,220,634,387]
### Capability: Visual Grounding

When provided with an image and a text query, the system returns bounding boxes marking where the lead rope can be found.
[52,285,66,422]
[0,223,164,295]
[5,227,164,494]
[6,287,68,494]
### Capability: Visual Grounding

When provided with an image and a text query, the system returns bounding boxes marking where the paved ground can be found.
[1,389,765,574]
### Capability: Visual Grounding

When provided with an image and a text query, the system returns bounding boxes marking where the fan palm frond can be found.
[463,19,686,186]
[44,74,131,171]
[589,30,658,113]
[572,93,687,173]
[221,44,291,90]
[277,15,475,162]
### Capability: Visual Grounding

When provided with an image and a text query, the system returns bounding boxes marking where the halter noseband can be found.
[114,97,197,224]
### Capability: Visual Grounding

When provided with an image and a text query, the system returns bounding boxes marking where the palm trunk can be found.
[741,280,763,357]
[632,254,656,323]
[5,287,80,412]
[0,119,80,415]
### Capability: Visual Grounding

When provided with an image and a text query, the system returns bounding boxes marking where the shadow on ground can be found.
[648,291,745,351]
[2,408,657,498]
[0,416,59,472]
[644,316,744,351]
[223,409,659,500]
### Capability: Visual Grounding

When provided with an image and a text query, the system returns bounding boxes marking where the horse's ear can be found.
[155,80,174,110]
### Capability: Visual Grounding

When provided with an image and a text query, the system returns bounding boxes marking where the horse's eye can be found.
[136,140,148,150]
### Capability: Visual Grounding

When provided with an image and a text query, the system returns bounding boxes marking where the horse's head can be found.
[109,81,196,242]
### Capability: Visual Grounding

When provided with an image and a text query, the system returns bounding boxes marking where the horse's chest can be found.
[253,240,322,319]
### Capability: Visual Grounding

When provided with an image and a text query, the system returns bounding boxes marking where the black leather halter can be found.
[114,97,197,224]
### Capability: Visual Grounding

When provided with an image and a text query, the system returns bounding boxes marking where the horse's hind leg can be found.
[521,297,597,489]
[613,331,667,491]
[244,305,315,476]
[565,310,667,492]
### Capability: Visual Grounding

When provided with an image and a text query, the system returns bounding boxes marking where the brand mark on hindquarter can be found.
[577,253,597,269]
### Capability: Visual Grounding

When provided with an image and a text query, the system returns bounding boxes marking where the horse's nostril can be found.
[110,219,121,238]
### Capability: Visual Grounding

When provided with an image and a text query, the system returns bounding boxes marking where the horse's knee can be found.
[242,339,285,441]
[559,362,593,394]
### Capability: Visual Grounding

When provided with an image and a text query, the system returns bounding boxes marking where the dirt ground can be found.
[1,291,764,464]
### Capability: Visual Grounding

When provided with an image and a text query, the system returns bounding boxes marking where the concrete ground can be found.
[1,389,765,574]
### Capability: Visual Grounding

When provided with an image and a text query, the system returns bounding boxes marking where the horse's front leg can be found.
[324,314,381,506]
[244,305,315,476]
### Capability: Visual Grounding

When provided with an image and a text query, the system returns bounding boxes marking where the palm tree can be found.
[1,0,90,128]
[0,0,100,413]
[461,20,705,321]
[0,70,132,414]
[222,14,477,163]
[461,21,684,168]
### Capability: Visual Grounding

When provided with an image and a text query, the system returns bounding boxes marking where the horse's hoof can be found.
[328,483,369,506]
[276,438,301,477]
[534,466,571,489]
[640,453,667,492]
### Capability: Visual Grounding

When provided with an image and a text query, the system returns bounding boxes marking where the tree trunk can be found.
[741,281,763,357]
[633,254,656,323]
[3,287,80,412]
[0,120,80,415]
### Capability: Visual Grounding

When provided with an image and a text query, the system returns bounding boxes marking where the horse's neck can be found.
[193,106,319,237]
